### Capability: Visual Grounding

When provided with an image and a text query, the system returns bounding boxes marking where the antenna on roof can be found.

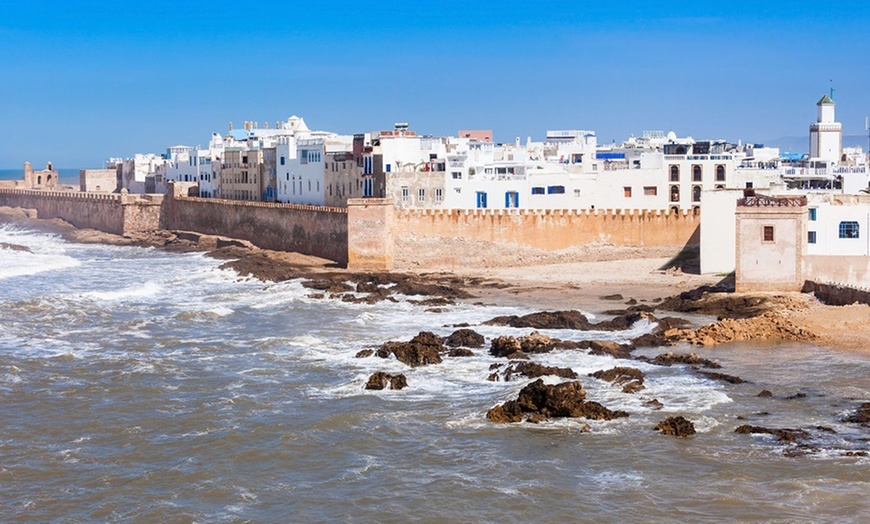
[865,116,869,155]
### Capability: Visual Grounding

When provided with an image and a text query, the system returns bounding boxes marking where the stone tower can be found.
[810,94,843,163]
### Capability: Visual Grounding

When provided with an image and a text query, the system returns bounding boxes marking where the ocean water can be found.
[1,222,869,522]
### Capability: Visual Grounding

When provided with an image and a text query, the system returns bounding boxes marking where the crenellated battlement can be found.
[395,207,700,220]
[0,188,122,203]
[174,195,348,214]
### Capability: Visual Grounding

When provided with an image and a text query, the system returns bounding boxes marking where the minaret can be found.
[809,93,843,163]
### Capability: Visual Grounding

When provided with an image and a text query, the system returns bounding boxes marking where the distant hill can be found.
[759,135,867,154]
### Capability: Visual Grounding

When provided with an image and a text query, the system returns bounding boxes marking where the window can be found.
[476,191,487,208]
[401,186,409,202]
[644,186,657,196]
[669,165,680,182]
[763,226,775,242]
[280,156,285,166]
[418,188,426,202]
[808,208,817,221]
[692,185,702,202]
[435,188,443,202]
[547,185,565,194]
[386,164,391,173]
[452,172,462,180]
[623,186,632,198]
[670,185,680,202]
[574,189,581,197]
[692,165,702,182]
[532,187,545,195]
[716,165,725,182]
[505,191,519,208]
[745,182,753,189]
[839,221,860,239]
[808,231,817,244]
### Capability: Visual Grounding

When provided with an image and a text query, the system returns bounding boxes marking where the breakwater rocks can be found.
[486,379,629,424]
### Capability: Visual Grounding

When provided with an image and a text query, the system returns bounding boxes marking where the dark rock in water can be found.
[490,336,523,358]
[355,349,374,358]
[584,340,634,360]
[601,294,624,301]
[486,372,499,382]
[625,298,638,305]
[697,371,745,384]
[503,362,578,381]
[651,352,721,369]
[484,310,652,332]
[841,451,869,457]
[593,312,654,331]
[519,331,556,353]
[445,328,485,348]
[644,399,664,410]
[451,323,471,328]
[364,372,408,390]
[356,281,381,293]
[392,280,472,300]
[842,402,870,425]
[785,392,807,400]
[654,416,696,437]
[409,297,455,307]
[303,279,355,293]
[376,331,444,367]
[590,367,646,394]
[757,390,773,398]
[447,348,474,357]
[485,310,592,329]
[0,242,32,253]
[389,374,408,390]
[734,425,809,443]
[816,425,838,434]
[486,379,629,423]
[489,363,503,370]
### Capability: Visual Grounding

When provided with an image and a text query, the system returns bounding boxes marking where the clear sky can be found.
[1,0,868,167]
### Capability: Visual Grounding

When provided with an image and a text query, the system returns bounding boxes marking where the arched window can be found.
[670,185,680,202]
[716,165,726,182]
[692,185,702,202]
[670,205,680,214]
[692,165,702,182]
[37,175,42,185]
[669,165,680,182]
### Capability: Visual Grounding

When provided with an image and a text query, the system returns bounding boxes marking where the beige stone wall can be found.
[735,207,805,292]
[803,255,870,289]
[166,196,349,264]
[347,198,394,271]
[392,208,699,269]
[80,169,119,192]
[0,188,161,235]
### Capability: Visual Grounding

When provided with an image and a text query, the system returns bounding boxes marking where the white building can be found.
[809,94,842,164]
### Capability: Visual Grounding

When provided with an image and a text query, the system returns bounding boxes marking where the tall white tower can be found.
[809,94,843,163]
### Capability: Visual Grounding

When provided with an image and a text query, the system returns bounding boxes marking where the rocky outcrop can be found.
[364,372,408,390]
[485,310,593,329]
[842,403,870,425]
[0,242,32,253]
[486,379,629,424]
[647,352,721,369]
[644,399,664,410]
[445,328,485,348]
[697,371,745,384]
[502,362,578,381]
[734,425,808,444]
[584,340,634,360]
[489,336,526,359]
[489,332,581,359]
[654,416,696,437]
[447,348,474,357]
[355,349,374,358]
[590,367,645,393]
[484,311,654,332]
[377,331,443,367]
[665,312,817,347]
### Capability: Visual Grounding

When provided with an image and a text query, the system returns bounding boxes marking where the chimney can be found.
[264,122,269,129]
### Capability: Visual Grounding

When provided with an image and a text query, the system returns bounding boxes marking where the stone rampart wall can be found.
[802,280,870,306]
[167,196,349,264]
[389,207,700,269]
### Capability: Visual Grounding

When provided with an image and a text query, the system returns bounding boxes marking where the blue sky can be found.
[1,0,868,167]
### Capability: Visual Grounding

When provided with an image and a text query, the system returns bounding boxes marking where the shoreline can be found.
[3,205,870,356]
